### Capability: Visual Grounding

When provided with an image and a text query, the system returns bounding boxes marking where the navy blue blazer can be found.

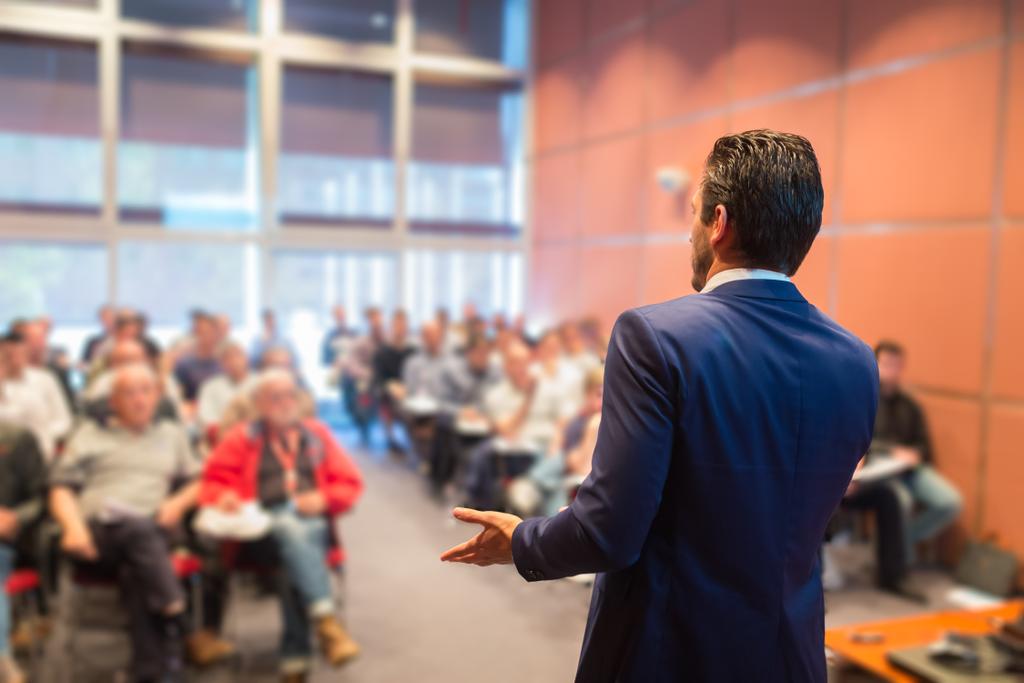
[512,278,878,682]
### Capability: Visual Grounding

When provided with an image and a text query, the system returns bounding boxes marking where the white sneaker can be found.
[0,656,26,683]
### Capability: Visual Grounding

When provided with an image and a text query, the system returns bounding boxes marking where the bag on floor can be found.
[955,537,1019,598]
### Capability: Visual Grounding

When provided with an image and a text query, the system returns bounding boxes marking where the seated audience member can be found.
[213,314,232,348]
[81,305,116,366]
[50,363,203,682]
[218,347,314,435]
[250,310,295,369]
[560,321,602,377]
[196,342,250,432]
[0,423,47,683]
[534,330,585,416]
[873,341,963,561]
[461,341,574,510]
[437,336,501,418]
[82,339,180,424]
[428,336,501,493]
[15,318,75,410]
[321,306,354,368]
[336,308,384,445]
[87,310,159,383]
[173,312,222,404]
[199,369,363,680]
[372,311,415,452]
[0,330,72,461]
[392,321,448,403]
[508,366,604,517]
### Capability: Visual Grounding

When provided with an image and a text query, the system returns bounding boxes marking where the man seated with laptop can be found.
[843,340,963,598]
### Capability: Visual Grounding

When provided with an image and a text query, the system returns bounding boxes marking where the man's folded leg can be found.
[268,509,359,667]
[91,517,188,682]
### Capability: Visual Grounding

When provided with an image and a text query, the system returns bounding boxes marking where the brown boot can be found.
[186,628,236,667]
[280,673,307,683]
[315,614,360,667]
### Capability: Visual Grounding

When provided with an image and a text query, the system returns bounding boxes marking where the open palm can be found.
[440,507,522,566]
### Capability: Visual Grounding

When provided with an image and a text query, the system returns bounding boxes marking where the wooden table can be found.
[825,601,1023,682]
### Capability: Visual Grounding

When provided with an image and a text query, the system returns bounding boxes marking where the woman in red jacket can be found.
[200,368,363,682]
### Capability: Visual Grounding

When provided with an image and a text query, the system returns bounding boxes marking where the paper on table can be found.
[404,395,439,415]
[852,456,913,484]
[193,501,272,540]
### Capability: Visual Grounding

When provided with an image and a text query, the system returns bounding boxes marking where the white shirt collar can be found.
[701,268,791,294]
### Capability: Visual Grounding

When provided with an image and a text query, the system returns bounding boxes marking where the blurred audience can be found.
[462,341,575,510]
[0,330,72,461]
[0,423,46,683]
[873,341,963,560]
[250,310,295,369]
[196,341,250,432]
[0,289,975,680]
[373,310,415,452]
[81,305,116,366]
[172,312,222,404]
[50,363,201,682]
[200,369,363,679]
[508,365,603,518]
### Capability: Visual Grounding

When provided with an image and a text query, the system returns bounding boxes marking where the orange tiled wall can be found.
[528,0,1024,569]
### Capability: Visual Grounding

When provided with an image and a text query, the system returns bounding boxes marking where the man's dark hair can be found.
[700,129,824,275]
[874,340,905,359]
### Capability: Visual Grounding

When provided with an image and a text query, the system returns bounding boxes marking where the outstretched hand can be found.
[440,507,522,567]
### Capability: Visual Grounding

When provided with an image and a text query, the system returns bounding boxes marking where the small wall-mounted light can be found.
[655,166,690,195]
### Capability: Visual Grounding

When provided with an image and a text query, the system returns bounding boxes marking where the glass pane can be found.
[0,241,107,326]
[280,66,394,226]
[404,249,521,327]
[117,241,254,329]
[119,47,258,230]
[414,0,529,67]
[0,37,100,213]
[270,249,398,386]
[285,0,395,43]
[408,82,523,234]
[122,0,257,32]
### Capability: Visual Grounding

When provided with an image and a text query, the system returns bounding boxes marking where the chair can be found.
[61,551,205,682]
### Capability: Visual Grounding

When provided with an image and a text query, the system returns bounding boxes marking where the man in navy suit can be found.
[441,130,878,682]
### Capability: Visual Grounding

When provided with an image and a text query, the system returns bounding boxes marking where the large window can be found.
[284,0,395,43]
[119,46,258,230]
[270,248,398,386]
[122,0,258,32]
[0,241,107,325]
[404,249,522,326]
[116,242,255,331]
[415,0,529,68]
[280,66,394,225]
[0,0,529,370]
[0,36,100,213]
[408,82,523,234]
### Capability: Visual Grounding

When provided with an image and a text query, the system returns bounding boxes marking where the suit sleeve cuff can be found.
[511,518,547,582]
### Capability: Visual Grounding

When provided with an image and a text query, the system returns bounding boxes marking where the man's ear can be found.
[709,204,729,247]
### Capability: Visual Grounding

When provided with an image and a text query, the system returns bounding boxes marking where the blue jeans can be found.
[888,465,963,562]
[527,456,569,517]
[266,505,333,667]
[0,543,12,657]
